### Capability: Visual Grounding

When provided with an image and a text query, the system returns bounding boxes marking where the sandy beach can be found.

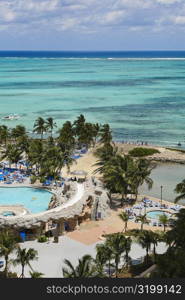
[62,143,185,179]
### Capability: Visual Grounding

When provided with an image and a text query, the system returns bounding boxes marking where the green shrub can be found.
[40,177,46,184]
[0,271,18,278]
[37,235,47,243]
[53,236,59,243]
[30,175,37,184]
[129,147,160,157]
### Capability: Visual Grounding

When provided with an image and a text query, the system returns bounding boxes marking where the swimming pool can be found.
[0,187,52,214]
[2,211,15,217]
[147,210,172,219]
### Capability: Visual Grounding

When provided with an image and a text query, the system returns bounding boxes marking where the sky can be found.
[0,0,185,50]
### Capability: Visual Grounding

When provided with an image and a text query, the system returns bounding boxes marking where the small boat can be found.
[177,142,182,147]
[2,114,20,120]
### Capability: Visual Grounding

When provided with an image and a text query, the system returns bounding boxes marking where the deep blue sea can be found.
[1,50,185,147]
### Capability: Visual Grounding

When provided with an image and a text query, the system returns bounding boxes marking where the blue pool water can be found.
[0,187,52,214]
[147,210,172,220]
[2,211,15,217]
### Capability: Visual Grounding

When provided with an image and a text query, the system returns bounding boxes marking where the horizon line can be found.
[1,49,185,52]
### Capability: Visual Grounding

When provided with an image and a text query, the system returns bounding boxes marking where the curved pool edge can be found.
[0,182,87,228]
[146,209,174,219]
[0,185,53,215]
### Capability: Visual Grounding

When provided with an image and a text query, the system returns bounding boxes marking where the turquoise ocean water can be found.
[1,51,185,147]
[1,51,185,203]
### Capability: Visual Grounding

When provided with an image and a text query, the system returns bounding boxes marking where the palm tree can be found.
[102,155,135,206]
[152,209,185,278]
[96,244,112,277]
[106,233,130,277]
[159,214,169,232]
[62,255,96,278]
[45,117,57,137]
[0,125,9,148]
[79,122,96,147]
[33,117,46,140]
[175,179,185,203]
[150,231,160,261]
[0,231,18,278]
[166,209,185,249]
[73,114,86,145]
[124,236,132,269]
[27,140,43,173]
[137,230,153,264]
[30,271,44,278]
[1,144,22,168]
[40,145,74,179]
[136,214,149,231]
[11,125,26,142]
[17,134,30,154]
[93,143,118,174]
[119,211,129,232]
[58,121,75,151]
[99,124,112,144]
[13,247,38,278]
[131,159,155,200]
[92,123,100,146]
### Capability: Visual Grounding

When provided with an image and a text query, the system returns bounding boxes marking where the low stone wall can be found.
[0,205,28,217]
[135,264,157,278]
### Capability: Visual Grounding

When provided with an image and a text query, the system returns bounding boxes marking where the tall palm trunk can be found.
[107,192,113,208]
[4,255,9,278]
[135,191,138,201]
[115,256,119,278]
[21,264,25,278]
[5,138,7,150]
[108,259,111,278]
[121,194,125,207]
[146,247,149,264]
[125,250,129,269]
[153,244,156,262]
[125,222,127,233]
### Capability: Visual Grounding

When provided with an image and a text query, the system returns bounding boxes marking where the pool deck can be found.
[0,205,28,216]
[0,178,42,188]
[5,236,167,278]
[0,176,184,244]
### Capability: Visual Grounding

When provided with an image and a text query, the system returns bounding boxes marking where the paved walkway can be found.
[2,236,167,278]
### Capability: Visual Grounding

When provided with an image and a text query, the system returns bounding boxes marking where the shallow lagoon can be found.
[140,163,185,204]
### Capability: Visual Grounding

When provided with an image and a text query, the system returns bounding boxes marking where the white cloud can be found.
[18,0,59,12]
[64,5,86,11]
[155,0,181,4]
[0,0,185,35]
[114,0,153,9]
[55,17,80,30]
[0,3,16,22]
[171,15,185,24]
[99,10,125,25]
